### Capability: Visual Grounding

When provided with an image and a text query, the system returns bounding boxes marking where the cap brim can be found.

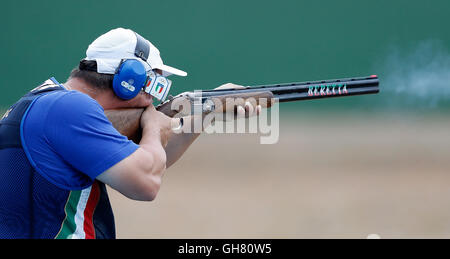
[157,64,188,77]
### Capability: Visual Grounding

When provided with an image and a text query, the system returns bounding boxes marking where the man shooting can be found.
[0,28,260,239]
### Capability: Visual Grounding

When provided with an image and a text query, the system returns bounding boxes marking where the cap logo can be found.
[137,51,146,59]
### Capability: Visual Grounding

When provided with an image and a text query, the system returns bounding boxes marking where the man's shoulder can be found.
[32,89,104,118]
[36,89,98,107]
[24,89,108,138]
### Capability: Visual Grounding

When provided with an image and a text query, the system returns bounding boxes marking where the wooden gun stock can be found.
[104,108,144,143]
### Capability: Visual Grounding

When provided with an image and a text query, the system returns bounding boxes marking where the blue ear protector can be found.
[112,59,172,101]
[111,32,150,100]
[111,32,172,101]
[112,59,147,100]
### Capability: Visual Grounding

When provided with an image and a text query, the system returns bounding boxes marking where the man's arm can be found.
[163,83,263,167]
[104,84,261,168]
[98,105,174,201]
[164,115,201,167]
[104,109,199,168]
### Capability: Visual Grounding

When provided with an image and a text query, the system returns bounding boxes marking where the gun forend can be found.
[156,91,275,117]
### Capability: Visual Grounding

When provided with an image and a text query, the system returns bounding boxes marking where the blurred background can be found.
[2,0,450,238]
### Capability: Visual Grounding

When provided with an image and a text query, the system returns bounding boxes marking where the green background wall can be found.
[2,0,450,112]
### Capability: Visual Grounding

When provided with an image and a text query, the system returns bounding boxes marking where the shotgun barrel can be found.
[156,75,379,116]
[199,75,379,102]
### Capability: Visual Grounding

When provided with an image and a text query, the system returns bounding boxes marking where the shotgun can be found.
[105,75,379,141]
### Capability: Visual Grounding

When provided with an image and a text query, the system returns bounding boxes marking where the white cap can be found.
[85,28,187,77]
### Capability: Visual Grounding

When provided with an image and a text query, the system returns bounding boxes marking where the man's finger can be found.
[244,101,254,117]
[237,105,246,118]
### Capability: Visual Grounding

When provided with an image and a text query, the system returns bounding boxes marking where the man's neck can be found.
[63,78,118,110]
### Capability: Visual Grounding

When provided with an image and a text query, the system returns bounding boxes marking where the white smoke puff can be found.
[382,40,450,108]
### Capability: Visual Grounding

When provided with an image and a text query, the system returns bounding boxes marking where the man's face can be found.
[116,69,164,108]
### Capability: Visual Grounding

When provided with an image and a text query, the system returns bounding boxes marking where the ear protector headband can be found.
[111,32,172,101]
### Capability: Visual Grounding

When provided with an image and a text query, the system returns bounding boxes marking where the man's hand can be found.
[141,104,182,148]
[213,83,262,119]
[164,83,264,168]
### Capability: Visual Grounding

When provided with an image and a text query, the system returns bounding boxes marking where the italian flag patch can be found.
[55,181,100,239]
[155,83,164,94]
